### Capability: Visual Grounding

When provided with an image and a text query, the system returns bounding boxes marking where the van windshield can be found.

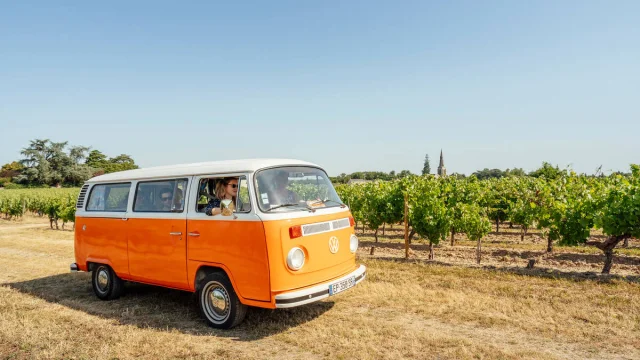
[254,166,343,212]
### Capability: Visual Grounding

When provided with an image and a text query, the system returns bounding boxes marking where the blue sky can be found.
[1,1,638,176]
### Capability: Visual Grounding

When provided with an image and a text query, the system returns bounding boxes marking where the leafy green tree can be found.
[505,168,527,177]
[15,139,96,186]
[85,150,108,168]
[331,173,351,184]
[103,154,138,173]
[19,139,65,185]
[449,173,466,179]
[69,146,91,164]
[422,154,431,175]
[0,161,24,179]
[397,170,413,178]
[65,165,95,186]
[85,150,138,174]
[109,154,135,166]
[472,168,506,180]
[529,162,563,180]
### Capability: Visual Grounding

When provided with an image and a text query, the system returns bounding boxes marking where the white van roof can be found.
[88,158,321,183]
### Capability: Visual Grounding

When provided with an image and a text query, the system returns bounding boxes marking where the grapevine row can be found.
[335,165,640,274]
[0,188,79,230]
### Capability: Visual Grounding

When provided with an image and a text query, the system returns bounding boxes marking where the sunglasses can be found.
[161,197,171,201]
[227,184,238,189]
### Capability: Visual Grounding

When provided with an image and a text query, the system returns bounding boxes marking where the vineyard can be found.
[2,165,639,274]
[0,188,79,230]
[336,165,640,274]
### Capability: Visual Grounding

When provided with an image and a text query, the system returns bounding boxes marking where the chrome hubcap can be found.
[202,282,230,323]
[210,289,227,313]
[97,269,109,292]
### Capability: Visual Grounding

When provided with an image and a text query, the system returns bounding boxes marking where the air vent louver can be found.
[76,184,90,208]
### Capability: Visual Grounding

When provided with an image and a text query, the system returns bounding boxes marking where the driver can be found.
[270,170,298,205]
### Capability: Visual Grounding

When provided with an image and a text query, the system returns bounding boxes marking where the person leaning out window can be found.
[205,177,238,216]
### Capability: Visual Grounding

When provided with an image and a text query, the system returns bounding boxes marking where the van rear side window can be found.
[134,179,188,212]
[86,183,131,212]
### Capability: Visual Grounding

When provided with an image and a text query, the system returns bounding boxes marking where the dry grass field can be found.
[2,217,640,359]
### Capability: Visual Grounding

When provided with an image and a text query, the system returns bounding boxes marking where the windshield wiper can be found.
[310,199,347,208]
[266,203,316,212]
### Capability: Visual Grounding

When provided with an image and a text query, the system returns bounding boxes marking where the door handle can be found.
[121,218,128,221]
[188,232,200,237]
[169,232,182,236]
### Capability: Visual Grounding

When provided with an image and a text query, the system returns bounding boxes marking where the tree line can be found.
[335,165,640,274]
[331,161,629,184]
[0,139,138,188]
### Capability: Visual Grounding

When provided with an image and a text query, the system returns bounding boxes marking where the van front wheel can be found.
[92,264,124,300]
[197,273,247,329]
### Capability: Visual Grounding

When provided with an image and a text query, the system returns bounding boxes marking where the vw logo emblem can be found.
[329,236,339,254]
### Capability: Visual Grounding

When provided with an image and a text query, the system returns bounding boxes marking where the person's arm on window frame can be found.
[205,198,221,216]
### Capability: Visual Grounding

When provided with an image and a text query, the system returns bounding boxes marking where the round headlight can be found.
[350,234,359,253]
[287,247,305,271]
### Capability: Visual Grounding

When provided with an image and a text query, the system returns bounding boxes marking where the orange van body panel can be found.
[75,209,358,308]
[262,211,358,294]
[187,219,270,301]
[127,218,189,290]
[75,216,129,278]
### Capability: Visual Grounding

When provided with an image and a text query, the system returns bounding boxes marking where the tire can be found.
[197,272,247,329]
[91,264,124,300]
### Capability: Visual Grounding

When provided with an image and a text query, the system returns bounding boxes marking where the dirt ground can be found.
[1,216,640,359]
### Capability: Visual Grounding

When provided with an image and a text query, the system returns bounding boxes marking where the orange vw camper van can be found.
[71,159,366,328]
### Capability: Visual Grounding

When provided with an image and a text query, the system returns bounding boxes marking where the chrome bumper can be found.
[70,263,79,272]
[274,264,366,308]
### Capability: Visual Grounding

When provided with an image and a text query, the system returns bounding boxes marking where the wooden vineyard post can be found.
[404,193,409,259]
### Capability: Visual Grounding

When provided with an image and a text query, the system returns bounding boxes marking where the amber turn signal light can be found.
[289,225,303,239]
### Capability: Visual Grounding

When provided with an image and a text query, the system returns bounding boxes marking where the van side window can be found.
[134,179,188,212]
[237,177,251,212]
[196,176,251,213]
[86,183,131,212]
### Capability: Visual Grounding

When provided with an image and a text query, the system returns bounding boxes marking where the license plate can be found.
[329,276,356,295]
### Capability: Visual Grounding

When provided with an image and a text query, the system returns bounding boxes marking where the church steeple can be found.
[437,149,447,177]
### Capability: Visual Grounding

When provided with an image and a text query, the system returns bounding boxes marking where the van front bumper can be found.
[274,264,366,308]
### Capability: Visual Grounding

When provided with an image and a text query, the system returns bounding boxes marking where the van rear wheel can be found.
[197,272,247,329]
[92,264,124,300]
